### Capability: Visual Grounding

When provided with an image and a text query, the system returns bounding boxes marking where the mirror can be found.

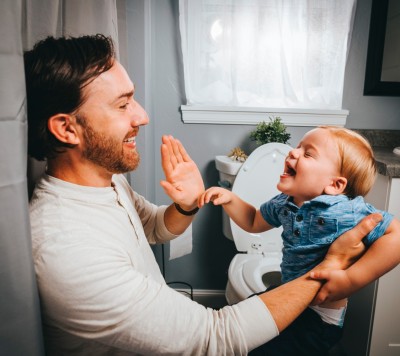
[364,0,400,96]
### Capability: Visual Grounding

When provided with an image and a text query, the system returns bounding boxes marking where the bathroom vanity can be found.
[342,130,400,356]
[365,150,400,356]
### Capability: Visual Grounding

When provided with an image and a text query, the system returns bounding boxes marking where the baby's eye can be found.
[304,151,312,157]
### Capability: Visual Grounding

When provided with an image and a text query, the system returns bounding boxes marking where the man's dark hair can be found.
[24,34,115,160]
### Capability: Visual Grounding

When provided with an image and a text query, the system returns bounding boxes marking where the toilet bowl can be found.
[225,253,283,304]
[216,143,292,305]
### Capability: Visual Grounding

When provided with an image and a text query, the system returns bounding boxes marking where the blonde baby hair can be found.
[319,126,377,198]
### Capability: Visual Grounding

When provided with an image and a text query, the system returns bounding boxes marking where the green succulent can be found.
[250,117,291,145]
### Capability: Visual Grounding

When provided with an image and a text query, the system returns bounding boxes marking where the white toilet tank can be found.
[215,155,243,240]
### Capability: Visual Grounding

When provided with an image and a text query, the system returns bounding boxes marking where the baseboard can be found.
[172,288,228,309]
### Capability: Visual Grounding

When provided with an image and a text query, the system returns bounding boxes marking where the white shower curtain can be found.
[23,0,120,190]
[0,1,119,354]
[23,0,119,50]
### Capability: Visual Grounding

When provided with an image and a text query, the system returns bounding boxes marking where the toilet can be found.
[215,143,292,305]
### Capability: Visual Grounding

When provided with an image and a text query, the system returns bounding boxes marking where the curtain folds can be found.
[0,1,119,354]
[0,1,44,354]
[23,0,119,51]
[23,0,120,193]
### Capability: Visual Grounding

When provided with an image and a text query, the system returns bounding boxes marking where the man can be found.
[25,34,380,355]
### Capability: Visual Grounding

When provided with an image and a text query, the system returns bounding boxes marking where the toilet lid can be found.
[231,142,292,253]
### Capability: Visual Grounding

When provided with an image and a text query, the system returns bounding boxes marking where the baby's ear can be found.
[324,177,347,195]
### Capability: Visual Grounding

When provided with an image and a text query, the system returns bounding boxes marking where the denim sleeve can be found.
[360,202,394,246]
[259,193,286,228]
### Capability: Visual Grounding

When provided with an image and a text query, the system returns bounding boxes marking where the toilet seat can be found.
[226,143,292,304]
[242,253,282,292]
[226,253,282,304]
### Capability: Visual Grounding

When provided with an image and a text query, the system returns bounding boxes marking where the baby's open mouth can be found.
[283,162,296,176]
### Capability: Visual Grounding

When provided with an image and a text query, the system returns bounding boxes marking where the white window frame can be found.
[179,0,356,127]
[181,105,348,127]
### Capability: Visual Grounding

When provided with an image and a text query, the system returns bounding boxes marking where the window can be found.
[179,0,356,125]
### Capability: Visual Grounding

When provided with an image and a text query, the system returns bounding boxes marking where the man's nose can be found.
[131,101,149,127]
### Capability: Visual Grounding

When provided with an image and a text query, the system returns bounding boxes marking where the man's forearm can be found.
[164,203,196,235]
[258,274,322,332]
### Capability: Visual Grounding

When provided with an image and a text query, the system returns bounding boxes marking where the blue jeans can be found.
[249,307,343,356]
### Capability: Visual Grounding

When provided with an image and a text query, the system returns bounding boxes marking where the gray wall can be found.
[126,0,400,292]
[344,0,400,129]
[128,2,399,354]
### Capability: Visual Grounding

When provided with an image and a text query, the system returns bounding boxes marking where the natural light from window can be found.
[179,0,357,126]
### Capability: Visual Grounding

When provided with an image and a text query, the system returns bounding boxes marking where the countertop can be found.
[373,147,400,177]
[355,130,400,178]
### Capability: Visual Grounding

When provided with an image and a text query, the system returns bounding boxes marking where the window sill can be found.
[180,105,348,127]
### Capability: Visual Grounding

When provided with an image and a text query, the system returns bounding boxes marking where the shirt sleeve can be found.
[36,234,278,355]
[360,201,394,246]
[260,193,286,227]
[114,174,177,244]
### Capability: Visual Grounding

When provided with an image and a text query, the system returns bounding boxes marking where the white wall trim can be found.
[181,105,349,127]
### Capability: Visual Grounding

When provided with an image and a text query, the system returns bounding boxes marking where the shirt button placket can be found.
[294,214,303,237]
[115,190,141,243]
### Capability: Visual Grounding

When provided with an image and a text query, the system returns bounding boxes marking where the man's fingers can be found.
[169,136,184,163]
[160,180,181,201]
[161,135,178,168]
[161,143,171,172]
[323,213,382,271]
[174,138,192,162]
[347,213,383,244]
[160,180,172,194]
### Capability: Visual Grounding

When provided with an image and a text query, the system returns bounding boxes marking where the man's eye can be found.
[119,103,129,109]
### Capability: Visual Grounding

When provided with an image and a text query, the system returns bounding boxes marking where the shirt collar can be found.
[38,173,117,204]
[285,194,350,209]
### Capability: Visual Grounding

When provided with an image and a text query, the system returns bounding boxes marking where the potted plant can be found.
[250,116,291,145]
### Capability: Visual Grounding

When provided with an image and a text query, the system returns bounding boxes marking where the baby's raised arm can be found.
[199,187,273,233]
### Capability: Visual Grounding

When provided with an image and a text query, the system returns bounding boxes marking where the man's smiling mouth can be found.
[123,136,136,143]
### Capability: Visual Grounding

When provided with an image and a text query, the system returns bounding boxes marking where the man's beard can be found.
[78,117,140,174]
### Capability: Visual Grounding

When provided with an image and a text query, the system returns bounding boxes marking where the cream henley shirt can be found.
[29,174,278,355]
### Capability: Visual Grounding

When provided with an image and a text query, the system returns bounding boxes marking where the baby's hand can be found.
[198,187,232,208]
[310,269,352,305]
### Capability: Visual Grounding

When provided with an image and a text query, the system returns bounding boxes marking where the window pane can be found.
[179,0,356,109]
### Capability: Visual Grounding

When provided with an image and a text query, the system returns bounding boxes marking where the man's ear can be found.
[324,176,347,195]
[47,114,80,145]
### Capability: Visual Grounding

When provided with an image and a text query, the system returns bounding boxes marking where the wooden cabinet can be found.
[365,175,400,355]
